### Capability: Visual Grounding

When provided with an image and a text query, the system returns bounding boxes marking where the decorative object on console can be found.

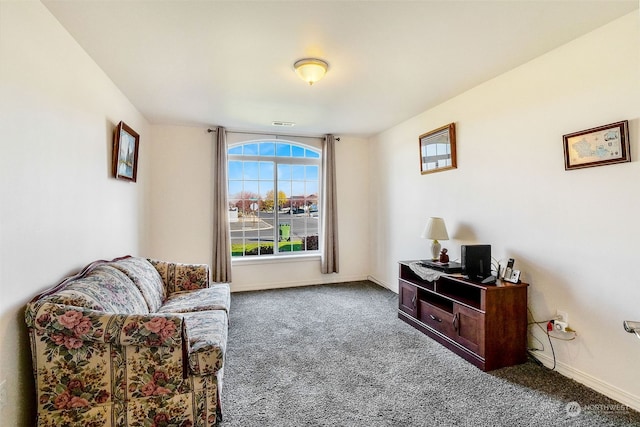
[112,121,140,182]
[419,122,457,174]
[294,58,329,85]
[439,248,449,263]
[421,217,449,260]
[563,120,630,170]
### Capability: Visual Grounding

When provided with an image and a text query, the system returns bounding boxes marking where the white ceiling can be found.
[43,0,638,137]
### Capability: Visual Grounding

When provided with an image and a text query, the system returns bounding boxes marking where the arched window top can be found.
[228,140,320,159]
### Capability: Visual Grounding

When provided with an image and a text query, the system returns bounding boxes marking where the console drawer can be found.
[418,301,455,337]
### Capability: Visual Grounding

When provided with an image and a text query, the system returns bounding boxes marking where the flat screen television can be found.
[461,245,492,282]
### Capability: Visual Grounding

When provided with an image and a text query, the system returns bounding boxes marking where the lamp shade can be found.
[294,58,329,85]
[421,217,449,241]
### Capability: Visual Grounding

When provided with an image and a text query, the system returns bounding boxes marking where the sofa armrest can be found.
[183,310,228,376]
[30,302,185,347]
[147,258,210,294]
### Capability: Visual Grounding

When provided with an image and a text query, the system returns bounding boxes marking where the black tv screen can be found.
[461,245,491,282]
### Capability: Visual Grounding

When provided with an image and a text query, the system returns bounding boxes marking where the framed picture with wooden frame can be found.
[112,121,140,182]
[419,123,457,174]
[563,120,630,170]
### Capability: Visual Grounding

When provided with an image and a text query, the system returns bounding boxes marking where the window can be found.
[228,140,321,257]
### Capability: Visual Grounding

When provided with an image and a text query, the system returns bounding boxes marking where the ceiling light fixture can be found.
[294,58,329,85]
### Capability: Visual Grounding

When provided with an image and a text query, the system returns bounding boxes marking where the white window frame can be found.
[227,133,323,261]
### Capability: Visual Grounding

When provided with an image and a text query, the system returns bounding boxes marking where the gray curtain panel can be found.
[321,134,339,274]
[212,126,232,283]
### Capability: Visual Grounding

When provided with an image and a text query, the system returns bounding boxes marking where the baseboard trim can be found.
[366,274,393,291]
[230,274,370,293]
[531,352,640,412]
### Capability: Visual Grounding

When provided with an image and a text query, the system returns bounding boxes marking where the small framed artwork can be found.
[419,123,457,174]
[563,121,630,170]
[112,121,140,182]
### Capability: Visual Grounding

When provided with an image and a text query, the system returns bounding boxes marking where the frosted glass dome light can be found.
[294,58,329,85]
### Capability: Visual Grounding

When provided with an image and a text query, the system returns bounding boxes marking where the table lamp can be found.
[421,217,449,261]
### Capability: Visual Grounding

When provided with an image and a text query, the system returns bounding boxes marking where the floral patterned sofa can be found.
[25,256,230,427]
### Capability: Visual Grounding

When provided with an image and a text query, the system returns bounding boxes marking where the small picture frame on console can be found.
[563,120,630,170]
[112,121,140,182]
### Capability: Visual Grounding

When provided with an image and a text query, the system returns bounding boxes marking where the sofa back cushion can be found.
[147,259,210,294]
[108,257,167,312]
[38,264,149,314]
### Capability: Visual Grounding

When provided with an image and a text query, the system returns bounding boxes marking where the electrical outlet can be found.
[554,320,569,332]
[0,379,6,411]
[556,310,569,326]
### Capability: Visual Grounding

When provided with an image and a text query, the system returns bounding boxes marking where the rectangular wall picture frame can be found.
[563,121,630,170]
[419,123,457,175]
[112,121,140,182]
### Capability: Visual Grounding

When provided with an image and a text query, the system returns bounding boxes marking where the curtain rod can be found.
[207,128,340,141]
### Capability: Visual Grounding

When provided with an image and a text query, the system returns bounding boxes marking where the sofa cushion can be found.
[35,287,106,312]
[183,310,228,376]
[157,284,231,315]
[39,265,150,314]
[148,259,210,293]
[109,257,167,312]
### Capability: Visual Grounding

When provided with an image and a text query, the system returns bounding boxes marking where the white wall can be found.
[148,125,370,291]
[148,125,214,264]
[0,2,151,425]
[369,12,640,409]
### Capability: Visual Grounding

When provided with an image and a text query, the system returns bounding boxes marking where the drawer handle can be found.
[430,314,442,323]
[453,313,459,331]
[411,294,417,308]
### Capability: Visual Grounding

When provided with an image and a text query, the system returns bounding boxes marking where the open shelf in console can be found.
[419,289,453,313]
[435,277,483,311]
[399,262,435,291]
